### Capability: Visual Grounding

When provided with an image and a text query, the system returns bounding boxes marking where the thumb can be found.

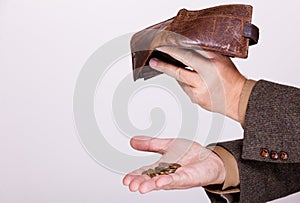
[130,136,172,153]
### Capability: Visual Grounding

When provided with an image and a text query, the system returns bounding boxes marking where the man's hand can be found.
[122,136,226,194]
[149,47,246,123]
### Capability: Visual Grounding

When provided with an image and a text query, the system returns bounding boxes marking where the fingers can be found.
[123,174,136,186]
[123,165,162,194]
[130,136,173,153]
[155,47,212,72]
[149,58,201,87]
[138,177,159,194]
[123,172,154,193]
[123,168,190,194]
[129,175,150,192]
[123,162,156,185]
[123,173,175,194]
[123,174,159,194]
[123,169,146,186]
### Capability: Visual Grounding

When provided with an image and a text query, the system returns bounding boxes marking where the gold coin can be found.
[158,171,165,175]
[169,163,181,169]
[154,166,164,173]
[147,169,156,178]
[142,163,182,178]
[168,168,176,173]
[161,168,171,175]
[149,173,156,178]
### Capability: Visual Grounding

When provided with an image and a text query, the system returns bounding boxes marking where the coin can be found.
[149,173,156,178]
[161,168,171,174]
[154,166,164,173]
[142,162,182,178]
[168,168,176,173]
[158,171,165,175]
[147,169,156,178]
[169,163,181,169]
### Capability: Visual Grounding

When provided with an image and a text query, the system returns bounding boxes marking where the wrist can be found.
[207,145,240,190]
[208,148,226,185]
[226,76,247,123]
[238,79,257,127]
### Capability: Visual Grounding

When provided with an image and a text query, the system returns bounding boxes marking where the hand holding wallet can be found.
[131,4,259,81]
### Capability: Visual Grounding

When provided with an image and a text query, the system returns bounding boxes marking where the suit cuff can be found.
[238,79,256,127]
[205,146,240,194]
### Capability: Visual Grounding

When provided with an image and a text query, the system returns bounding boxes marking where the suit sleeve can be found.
[216,80,300,203]
[242,80,300,163]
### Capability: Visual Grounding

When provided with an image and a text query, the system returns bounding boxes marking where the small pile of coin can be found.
[142,162,181,178]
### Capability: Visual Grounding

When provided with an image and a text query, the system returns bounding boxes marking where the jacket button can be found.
[270,151,279,160]
[260,148,269,158]
[279,151,288,161]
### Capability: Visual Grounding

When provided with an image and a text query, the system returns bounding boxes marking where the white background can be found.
[0,0,299,202]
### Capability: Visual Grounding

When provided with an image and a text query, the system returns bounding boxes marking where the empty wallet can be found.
[131,4,259,81]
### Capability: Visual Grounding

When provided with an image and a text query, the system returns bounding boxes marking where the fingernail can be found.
[149,58,158,67]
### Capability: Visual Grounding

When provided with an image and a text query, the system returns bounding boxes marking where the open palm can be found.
[123,136,225,194]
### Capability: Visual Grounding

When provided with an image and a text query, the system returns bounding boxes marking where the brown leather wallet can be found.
[131,4,259,81]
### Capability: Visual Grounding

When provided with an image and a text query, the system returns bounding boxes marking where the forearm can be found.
[206,80,300,202]
[216,140,300,203]
[242,80,300,163]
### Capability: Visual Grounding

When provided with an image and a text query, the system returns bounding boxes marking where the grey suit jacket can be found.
[207,80,300,203]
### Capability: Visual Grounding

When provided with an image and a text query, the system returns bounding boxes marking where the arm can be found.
[214,80,300,202]
[242,80,300,163]
[216,139,300,203]
[149,48,300,202]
